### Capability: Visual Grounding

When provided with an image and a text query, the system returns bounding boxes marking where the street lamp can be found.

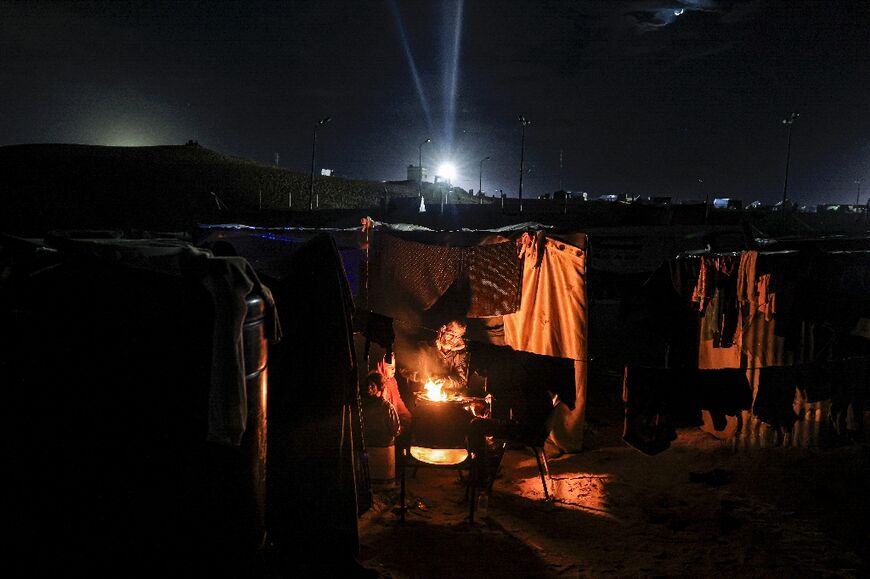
[518,115,531,214]
[780,112,799,215]
[418,138,431,196]
[478,156,490,203]
[308,116,331,211]
[855,177,863,206]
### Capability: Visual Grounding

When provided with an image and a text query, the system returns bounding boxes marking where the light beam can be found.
[389,0,433,132]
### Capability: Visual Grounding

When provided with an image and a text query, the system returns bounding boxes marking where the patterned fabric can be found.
[367,233,522,318]
[369,233,460,312]
[465,242,524,317]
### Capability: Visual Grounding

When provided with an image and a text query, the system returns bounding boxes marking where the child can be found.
[361,372,401,485]
[377,353,412,429]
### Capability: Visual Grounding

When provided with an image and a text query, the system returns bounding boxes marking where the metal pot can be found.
[411,393,489,449]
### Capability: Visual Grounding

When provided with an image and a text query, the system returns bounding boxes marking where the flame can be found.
[423,377,447,401]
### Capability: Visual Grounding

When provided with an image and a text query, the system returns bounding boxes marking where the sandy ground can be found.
[358,411,869,578]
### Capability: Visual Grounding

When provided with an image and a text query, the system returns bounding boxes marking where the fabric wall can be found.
[366,232,522,320]
[261,234,363,576]
[504,234,588,452]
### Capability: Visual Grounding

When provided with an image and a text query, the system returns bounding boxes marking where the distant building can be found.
[407,165,430,183]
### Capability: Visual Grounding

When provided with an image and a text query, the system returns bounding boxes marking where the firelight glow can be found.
[409,446,468,466]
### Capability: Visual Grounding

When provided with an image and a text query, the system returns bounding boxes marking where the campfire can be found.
[423,377,448,401]
[408,376,489,466]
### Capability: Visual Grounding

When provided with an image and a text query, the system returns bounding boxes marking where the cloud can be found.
[621,1,755,32]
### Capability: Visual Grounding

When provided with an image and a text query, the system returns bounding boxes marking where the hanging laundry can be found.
[826,357,867,438]
[621,366,679,456]
[693,368,753,431]
[622,365,753,454]
[692,254,740,348]
[754,366,799,430]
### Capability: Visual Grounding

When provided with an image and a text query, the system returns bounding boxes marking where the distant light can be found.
[674,8,684,16]
[437,162,457,182]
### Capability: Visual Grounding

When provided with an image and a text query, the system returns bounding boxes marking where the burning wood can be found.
[422,377,448,401]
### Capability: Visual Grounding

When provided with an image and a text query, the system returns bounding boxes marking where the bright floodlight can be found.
[437,162,456,182]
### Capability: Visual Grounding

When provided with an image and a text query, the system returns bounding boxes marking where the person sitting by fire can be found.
[376,352,412,430]
[361,371,401,450]
[401,320,470,395]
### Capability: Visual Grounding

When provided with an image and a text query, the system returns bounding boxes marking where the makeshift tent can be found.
[360,223,589,453]
[199,220,590,453]
[0,232,279,576]
[194,229,371,576]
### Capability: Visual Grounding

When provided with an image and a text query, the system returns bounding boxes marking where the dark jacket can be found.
[435,346,470,393]
[362,396,401,448]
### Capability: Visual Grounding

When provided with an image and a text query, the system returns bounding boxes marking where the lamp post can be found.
[418,138,431,196]
[780,112,799,216]
[855,177,863,206]
[478,156,490,204]
[308,116,331,211]
[518,115,531,214]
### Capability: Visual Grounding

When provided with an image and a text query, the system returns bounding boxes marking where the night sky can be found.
[2,0,869,205]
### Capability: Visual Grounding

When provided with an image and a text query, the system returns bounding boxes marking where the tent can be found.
[201,219,591,453]
[0,231,280,576]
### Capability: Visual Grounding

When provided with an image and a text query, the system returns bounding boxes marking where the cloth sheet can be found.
[504,234,588,451]
[367,232,522,319]
[503,234,587,361]
[41,236,281,447]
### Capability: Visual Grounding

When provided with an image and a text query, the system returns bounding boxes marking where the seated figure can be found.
[361,371,401,485]
[400,320,470,395]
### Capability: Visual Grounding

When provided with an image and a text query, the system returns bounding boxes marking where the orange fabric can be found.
[503,234,588,452]
[503,235,587,361]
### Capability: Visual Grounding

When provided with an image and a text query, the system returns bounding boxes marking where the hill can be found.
[0,143,478,235]
[1,144,866,238]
